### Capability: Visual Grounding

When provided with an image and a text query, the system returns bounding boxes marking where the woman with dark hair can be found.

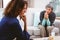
[0,0,30,40]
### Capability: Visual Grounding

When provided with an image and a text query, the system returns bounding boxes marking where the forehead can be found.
[46,7,52,10]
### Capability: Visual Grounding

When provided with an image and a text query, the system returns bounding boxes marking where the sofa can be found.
[0,8,60,37]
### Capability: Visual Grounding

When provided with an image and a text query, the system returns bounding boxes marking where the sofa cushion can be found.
[33,27,40,35]
[26,8,34,26]
[33,8,42,27]
[33,11,40,27]
[21,26,40,35]
[28,26,40,36]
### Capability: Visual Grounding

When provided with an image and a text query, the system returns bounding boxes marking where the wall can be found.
[0,0,2,8]
[34,0,51,10]
[3,0,11,8]
[3,0,51,9]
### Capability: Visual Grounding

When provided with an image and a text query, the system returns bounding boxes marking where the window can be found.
[49,0,60,17]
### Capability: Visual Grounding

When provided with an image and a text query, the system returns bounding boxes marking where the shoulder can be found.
[11,18,19,24]
[1,16,19,24]
[50,12,56,16]
[40,11,45,13]
[40,11,45,15]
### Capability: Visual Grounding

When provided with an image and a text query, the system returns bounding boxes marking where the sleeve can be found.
[12,20,30,40]
[12,21,24,40]
[50,13,56,26]
[40,11,44,24]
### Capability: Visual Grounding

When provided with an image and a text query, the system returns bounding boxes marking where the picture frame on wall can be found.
[0,0,3,8]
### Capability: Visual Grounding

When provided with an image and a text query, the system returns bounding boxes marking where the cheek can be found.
[49,10,51,13]
[20,11,24,15]
[23,9,27,13]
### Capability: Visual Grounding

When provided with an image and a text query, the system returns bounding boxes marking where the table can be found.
[33,36,60,40]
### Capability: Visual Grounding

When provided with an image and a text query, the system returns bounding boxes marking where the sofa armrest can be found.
[54,19,60,33]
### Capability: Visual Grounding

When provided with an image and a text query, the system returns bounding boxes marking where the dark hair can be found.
[4,0,28,17]
[46,4,53,10]
[19,1,28,12]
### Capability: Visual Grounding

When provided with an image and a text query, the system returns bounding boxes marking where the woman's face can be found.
[21,4,27,15]
[19,4,27,18]
[46,7,52,14]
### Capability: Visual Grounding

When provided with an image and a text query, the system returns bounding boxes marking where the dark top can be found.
[40,11,56,26]
[0,16,23,40]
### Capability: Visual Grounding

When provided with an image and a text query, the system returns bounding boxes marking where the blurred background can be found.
[0,0,60,17]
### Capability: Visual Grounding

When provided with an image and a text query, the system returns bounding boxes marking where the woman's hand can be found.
[20,14,27,31]
[21,15,26,23]
[44,12,49,19]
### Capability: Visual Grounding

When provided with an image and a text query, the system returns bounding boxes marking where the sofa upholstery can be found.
[54,19,60,33]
